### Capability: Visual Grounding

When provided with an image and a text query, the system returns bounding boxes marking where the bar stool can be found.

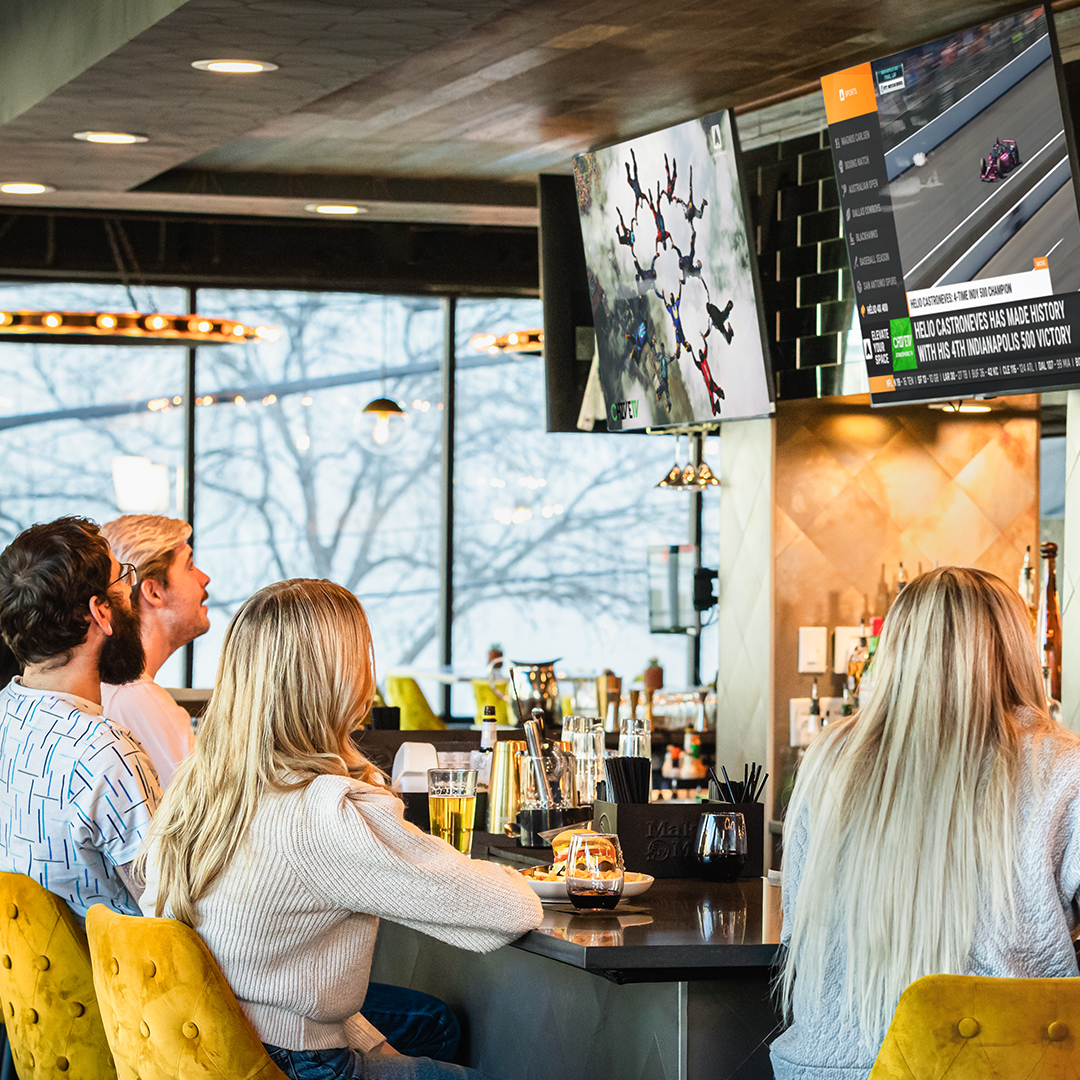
[0,871,117,1078]
[86,904,287,1080]
[869,973,1080,1078]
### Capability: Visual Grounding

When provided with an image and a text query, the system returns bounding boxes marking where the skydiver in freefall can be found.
[695,334,726,415]
[654,344,672,411]
[682,165,707,222]
[625,149,645,206]
[663,154,678,203]
[664,288,691,358]
[616,207,635,246]
[675,229,702,281]
[707,299,735,345]
[633,252,659,287]
[647,189,671,250]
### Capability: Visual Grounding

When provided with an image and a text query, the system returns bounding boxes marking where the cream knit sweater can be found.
[140,774,544,1052]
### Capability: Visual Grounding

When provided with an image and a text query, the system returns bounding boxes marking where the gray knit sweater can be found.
[140,774,543,1052]
[771,730,1080,1079]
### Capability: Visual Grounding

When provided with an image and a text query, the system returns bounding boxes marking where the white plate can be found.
[519,868,655,902]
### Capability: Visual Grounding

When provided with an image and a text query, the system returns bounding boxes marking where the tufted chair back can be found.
[386,676,445,730]
[86,904,288,1080]
[0,871,117,1079]
[869,973,1080,1078]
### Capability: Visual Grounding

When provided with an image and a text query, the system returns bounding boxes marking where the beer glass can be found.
[427,769,478,856]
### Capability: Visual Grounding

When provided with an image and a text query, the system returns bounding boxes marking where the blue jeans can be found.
[361,982,460,1061]
[263,1045,498,1080]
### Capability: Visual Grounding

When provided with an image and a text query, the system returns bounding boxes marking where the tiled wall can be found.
[771,394,1040,825]
[742,130,854,402]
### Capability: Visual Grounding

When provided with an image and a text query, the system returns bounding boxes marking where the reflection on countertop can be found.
[514,876,783,977]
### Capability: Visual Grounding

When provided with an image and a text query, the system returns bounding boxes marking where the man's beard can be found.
[98,600,146,685]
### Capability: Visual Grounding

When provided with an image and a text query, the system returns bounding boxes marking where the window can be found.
[451,299,714,716]
[0,283,188,684]
[192,290,445,684]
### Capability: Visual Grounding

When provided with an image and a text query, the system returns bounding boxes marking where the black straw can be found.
[508,668,528,726]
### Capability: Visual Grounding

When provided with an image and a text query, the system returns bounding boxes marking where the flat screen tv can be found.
[823,6,1080,405]
[573,110,774,431]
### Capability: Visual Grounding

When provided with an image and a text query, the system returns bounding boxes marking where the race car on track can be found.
[980,138,1021,181]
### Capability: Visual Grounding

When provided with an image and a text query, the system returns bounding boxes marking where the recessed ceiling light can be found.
[191,59,279,73]
[73,131,149,145]
[304,203,367,216]
[0,183,55,195]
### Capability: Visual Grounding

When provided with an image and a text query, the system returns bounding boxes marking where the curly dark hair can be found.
[0,517,112,667]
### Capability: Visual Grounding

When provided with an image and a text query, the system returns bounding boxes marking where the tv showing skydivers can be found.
[573,110,773,431]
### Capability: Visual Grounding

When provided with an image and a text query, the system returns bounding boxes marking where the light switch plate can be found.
[798,626,828,673]
[833,626,864,674]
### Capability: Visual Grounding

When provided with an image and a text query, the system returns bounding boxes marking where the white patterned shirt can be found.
[0,678,162,919]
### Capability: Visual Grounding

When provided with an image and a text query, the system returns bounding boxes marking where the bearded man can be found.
[0,516,160,918]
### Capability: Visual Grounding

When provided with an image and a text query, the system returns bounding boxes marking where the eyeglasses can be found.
[108,563,138,589]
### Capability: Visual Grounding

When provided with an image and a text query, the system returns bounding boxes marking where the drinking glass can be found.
[427,769,478,856]
[618,715,652,761]
[695,812,747,882]
[565,832,624,909]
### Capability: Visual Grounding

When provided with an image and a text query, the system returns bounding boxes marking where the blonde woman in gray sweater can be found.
[138,579,542,1080]
[772,566,1080,1079]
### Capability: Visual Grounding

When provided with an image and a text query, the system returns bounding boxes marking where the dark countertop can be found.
[511,877,783,981]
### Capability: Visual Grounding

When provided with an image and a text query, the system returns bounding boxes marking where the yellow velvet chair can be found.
[386,675,445,730]
[470,679,509,724]
[869,973,1080,1078]
[86,904,287,1080]
[0,871,117,1079]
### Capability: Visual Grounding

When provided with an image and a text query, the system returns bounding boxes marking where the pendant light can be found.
[356,299,410,453]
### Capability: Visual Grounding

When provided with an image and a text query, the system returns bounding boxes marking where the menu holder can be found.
[593,800,764,880]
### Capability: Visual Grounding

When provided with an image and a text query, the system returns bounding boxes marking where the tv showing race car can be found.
[573,110,773,431]
[824,5,1080,407]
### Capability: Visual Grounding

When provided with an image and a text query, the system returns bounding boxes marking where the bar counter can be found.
[370,875,784,1080]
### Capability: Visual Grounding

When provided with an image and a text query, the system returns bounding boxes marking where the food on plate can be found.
[519,865,649,884]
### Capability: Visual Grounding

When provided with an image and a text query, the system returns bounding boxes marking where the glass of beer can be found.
[427,769,478,857]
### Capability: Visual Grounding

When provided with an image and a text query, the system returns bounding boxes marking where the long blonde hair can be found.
[138,579,385,925]
[779,566,1065,1049]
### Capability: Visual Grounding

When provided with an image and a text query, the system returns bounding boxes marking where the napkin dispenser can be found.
[391,741,438,793]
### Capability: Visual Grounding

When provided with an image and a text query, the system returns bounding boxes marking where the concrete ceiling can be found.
[0,0,1075,226]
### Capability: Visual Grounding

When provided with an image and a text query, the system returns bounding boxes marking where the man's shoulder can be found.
[103,678,189,719]
[0,683,152,781]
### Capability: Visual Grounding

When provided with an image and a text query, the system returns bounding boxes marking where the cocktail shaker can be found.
[487,739,526,833]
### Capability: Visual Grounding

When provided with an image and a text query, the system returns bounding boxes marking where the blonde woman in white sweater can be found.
[773,567,1080,1079]
[138,579,542,1080]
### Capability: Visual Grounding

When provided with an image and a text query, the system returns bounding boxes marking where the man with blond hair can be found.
[100,514,210,788]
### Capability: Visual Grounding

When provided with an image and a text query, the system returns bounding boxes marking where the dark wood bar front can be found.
[370,878,784,1080]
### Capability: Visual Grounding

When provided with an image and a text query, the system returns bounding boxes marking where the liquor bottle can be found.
[470,706,499,790]
[1041,542,1062,703]
[858,633,880,711]
[809,677,821,731]
[847,621,869,693]
[896,562,907,595]
[1044,650,1062,723]
[841,683,854,717]
[1018,545,1036,630]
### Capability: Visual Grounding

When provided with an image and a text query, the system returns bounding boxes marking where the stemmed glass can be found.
[695,812,747,882]
[565,833,624,909]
